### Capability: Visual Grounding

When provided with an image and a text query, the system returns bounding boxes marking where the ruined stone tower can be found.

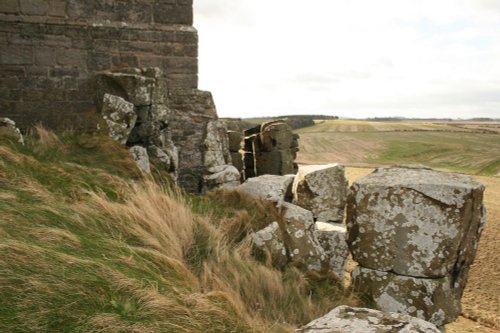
[0,0,231,193]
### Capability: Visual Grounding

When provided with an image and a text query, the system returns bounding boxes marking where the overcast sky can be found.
[194,0,500,119]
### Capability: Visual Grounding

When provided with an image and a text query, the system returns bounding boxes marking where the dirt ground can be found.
[344,167,500,333]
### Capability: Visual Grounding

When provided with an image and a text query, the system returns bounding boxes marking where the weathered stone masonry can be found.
[0,0,229,193]
[0,0,197,130]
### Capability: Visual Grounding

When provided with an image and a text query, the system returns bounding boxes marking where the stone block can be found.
[88,51,112,71]
[252,202,326,271]
[98,94,137,145]
[227,130,242,152]
[1,0,20,14]
[300,305,440,333]
[203,120,231,169]
[129,146,151,174]
[315,222,349,279]
[203,164,241,191]
[20,0,49,15]
[153,3,192,25]
[56,48,86,67]
[0,118,24,145]
[230,152,243,173]
[0,45,33,65]
[35,47,56,66]
[346,166,485,278]
[352,266,461,327]
[48,0,66,17]
[238,174,294,208]
[66,0,93,19]
[293,164,348,223]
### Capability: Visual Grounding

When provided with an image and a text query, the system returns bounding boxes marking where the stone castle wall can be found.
[0,0,198,130]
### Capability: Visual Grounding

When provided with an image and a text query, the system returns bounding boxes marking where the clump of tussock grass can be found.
[0,130,358,332]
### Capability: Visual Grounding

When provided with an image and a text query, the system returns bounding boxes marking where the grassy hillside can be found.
[297,119,500,176]
[0,129,353,333]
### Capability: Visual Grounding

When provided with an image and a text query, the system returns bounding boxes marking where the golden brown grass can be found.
[0,130,355,332]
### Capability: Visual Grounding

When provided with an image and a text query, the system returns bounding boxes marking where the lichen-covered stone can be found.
[98,94,137,145]
[129,146,150,173]
[0,118,24,145]
[299,305,441,333]
[238,175,294,208]
[204,120,231,169]
[95,70,156,107]
[203,165,240,191]
[315,222,349,279]
[147,145,177,173]
[346,165,485,278]
[252,203,326,271]
[293,164,348,222]
[352,267,462,327]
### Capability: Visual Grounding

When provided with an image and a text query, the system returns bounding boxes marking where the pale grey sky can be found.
[194,0,500,119]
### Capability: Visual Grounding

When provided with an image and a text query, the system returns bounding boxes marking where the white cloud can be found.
[194,0,500,119]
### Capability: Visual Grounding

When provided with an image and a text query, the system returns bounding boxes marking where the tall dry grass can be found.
[0,130,355,332]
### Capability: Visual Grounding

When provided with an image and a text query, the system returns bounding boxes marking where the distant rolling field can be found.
[296,120,500,176]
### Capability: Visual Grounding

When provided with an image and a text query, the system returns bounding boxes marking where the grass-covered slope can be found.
[0,129,352,332]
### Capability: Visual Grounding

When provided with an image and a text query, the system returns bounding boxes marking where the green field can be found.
[296,120,500,176]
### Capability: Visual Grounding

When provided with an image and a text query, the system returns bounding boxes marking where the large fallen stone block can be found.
[299,305,441,333]
[0,118,24,145]
[252,203,326,271]
[346,165,485,278]
[293,164,348,222]
[98,94,137,145]
[351,266,461,327]
[315,222,349,279]
[203,165,240,191]
[237,174,294,208]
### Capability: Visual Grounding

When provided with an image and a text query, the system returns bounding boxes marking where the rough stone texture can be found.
[203,165,240,191]
[129,145,150,174]
[0,117,24,144]
[293,164,348,222]
[227,130,242,152]
[242,121,299,179]
[0,1,229,194]
[96,68,179,179]
[346,165,486,326]
[352,267,461,327]
[148,145,176,174]
[168,89,219,193]
[237,175,294,208]
[252,202,326,271]
[346,166,485,278]
[203,120,231,169]
[315,222,349,279]
[200,120,241,191]
[98,93,136,145]
[0,0,198,130]
[299,305,441,333]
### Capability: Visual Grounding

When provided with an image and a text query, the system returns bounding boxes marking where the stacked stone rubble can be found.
[242,121,299,180]
[346,165,486,327]
[95,68,178,179]
[241,168,350,276]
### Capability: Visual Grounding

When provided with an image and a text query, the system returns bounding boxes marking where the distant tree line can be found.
[222,115,339,132]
